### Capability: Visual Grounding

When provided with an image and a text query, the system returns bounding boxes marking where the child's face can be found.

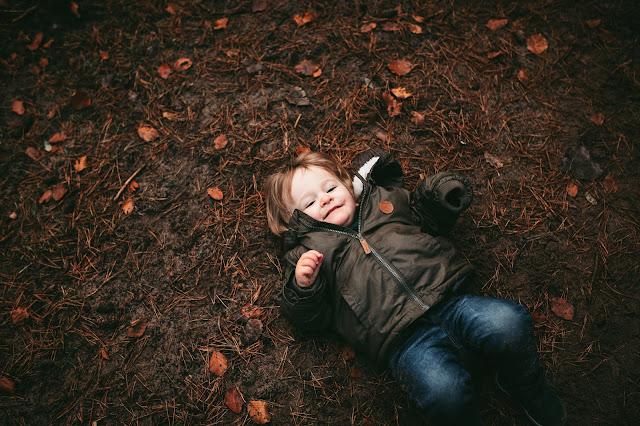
[289,166,356,227]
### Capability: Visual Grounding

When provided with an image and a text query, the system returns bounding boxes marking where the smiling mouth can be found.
[324,205,341,219]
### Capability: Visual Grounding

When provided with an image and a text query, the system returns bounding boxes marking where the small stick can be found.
[113,164,145,201]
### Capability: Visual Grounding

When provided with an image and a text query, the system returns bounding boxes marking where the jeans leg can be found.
[388,319,483,426]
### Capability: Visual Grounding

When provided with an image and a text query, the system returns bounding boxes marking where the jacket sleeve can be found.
[280,246,333,332]
[410,172,473,236]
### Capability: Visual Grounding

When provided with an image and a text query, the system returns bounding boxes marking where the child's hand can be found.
[295,250,323,287]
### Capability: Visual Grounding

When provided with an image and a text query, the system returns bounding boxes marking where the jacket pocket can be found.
[337,282,373,328]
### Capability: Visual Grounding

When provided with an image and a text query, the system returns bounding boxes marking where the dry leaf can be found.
[214,18,228,30]
[294,11,313,26]
[26,32,43,50]
[566,182,578,197]
[100,347,109,360]
[517,69,531,84]
[342,346,356,361]
[589,113,604,126]
[127,319,147,337]
[158,63,171,79]
[39,58,48,68]
[252,0,267,12]
[602,175,618,193]
[247,400,271,424]
[550,297,574,321]
[70,1,80,18]
[412,14,425,23]
[162,111,180,120]
[484,152,504,168]
[207,187,223,200]
[411,111,425,124]
[166,3,179,14]
[137,126,159,142]
[391,87,412,99]
[295,145,311,155]
[294,59,321,77]
[286,86,311,106]
[39,190,53,204]
[375,129,389,141]
[388,59,414,76]
[487,51,504,59]
[360,22,376,32]
[11,307,29,324]
[527,34,548,55]
[531,311,547,325]
[46,108,56,119]
[225,389,244,414]
[486,19,508,31]
[52,183,67,201]
[241,304,265,319]
[74,155,88,172]
[43,38,54,48]
[585,19,601,28]
[49,131,67,143]
[128,180,139,193]
[408,23,422,34]
[122,198,135,214]
[214,134,228,149]
[99,50,109,60]
[381,22,400,32]
[173,58,192,71]
[25,147,40,160]
[0,378,15,393]
[9,212,17,220]
[12,100,25,115]
[71,90,91,110]
[208,350,228,376]
[382,92,402,117]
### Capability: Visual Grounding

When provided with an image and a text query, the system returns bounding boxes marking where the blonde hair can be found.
[264,152,354,236]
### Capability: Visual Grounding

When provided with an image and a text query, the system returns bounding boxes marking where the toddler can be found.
[264,150,565,426]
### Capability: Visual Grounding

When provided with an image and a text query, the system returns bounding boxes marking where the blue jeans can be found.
[388,295,545,425]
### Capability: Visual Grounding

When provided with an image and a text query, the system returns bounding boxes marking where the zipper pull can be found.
[360,238,371,254]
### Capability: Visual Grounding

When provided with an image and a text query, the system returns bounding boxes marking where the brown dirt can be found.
[1,1,639,425]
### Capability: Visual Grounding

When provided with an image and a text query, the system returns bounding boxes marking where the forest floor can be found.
[1,0,639,425]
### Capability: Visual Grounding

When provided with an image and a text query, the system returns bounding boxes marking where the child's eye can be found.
[327,186,336,192]
[306,200,315,208]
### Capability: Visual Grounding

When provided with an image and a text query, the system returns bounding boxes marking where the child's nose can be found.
[320,193,332,205]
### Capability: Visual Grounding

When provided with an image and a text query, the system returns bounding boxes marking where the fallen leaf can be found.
[128,180,139,193]
[9,212,17,220]
[39,190,53,204]
[286,86,311,106]
[74,155,88,172]
[241,304,265,319]
[295,145,311,155]
[122,198,135,214]
[487,51,504,59]
[585,19,601,28]
[26,32,43,50]
[243,318,263,345]
[137,126,159,142]
[225,389,244,414]
[49,131,67,143]
[410,111,425,124]
[407,23,422,34]
[602,175,618,193]
[43,38,54,48]
[566,182,578,197]
[173,58,192,71]
[0,378,15,393]
[247,400,271,424]
[208,350,228,376]
[531,311,547,325]
[12,100,25,115]
[70,1,80,18]
[11,307,29,324]
[589,112,604,126]
[388,59,414,76]
[46,107,57,119]
[166,3,179,14]
[214,18,228,30]
[391,87,412,99]
[550,297,574,321]
[294,59,321,77]
[39,58,48,68]
[100,348,109,360]
[412,14,425,23]
[26,147,40,160]
[246,63,264,74]
[127,319,147,337]
[158,63,171,79]
[71,90,91,110]
[99,50,109,60]
[294,11,313,26]
[252,0,267,12]
[381,22,400,32]
[207,187,223,200]
[486,19,508,31]
[342,346,356,361]
[360,22,376,32]
[517,69,531,84]
[214,134,228,149]
[382,92,402,117]
[51,183,67,201]
[375,129,389,141]
[527,34,548,55]
[162,111,180,120]
[484,152,504,168]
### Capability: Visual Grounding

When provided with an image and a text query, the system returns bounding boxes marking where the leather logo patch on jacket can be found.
[379,200,394,214]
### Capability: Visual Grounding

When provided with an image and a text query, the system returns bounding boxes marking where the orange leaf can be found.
[241,304,265,319]
[49,131,67,143]
[550,297,574,321]
[74,155,88,172]
[39,190,53,204]
[408,23,422,34]
[247,400,271,424]
[158,63,172,79]
[0,378,15,393]
[293,11,313,26]
[214,134,228,149]
[487,51,504,59]
[39,57,48,68]
[214,18,228,30]
[51,183,67,201]
[100,348,109,360]
[99,50,109,60]
[589,112,604,126]
[137,126,159,142]
[128,180,139,193]
[360,22,376,32]
[381,22,400,32]
[527,34,548,55]
[391,87,411,99]
[208,350,228,376]
[12,100,25,115]
[127,319,147,337]
[382,92,402,117]
[26,32,43,50]
[225,389,244,413]
[294,59,321,77]
[602,175,618,193]
[71,90,91,110]
[411,111,425,124]
[173,58,192,71]
[26,147,40,160]
[517,69,531,84]
[70,1,80,18]
[486,19,508,31]
[295,145,311,155]
[11,307,29,324]
[166,3,179,14]
[252,0,267,12]
[122,198,135,214]
[207,187,224,200]
[566,182,578,197]
[388,59,414,76]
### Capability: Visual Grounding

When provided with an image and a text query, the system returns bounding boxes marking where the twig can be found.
[113,164,145,201]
